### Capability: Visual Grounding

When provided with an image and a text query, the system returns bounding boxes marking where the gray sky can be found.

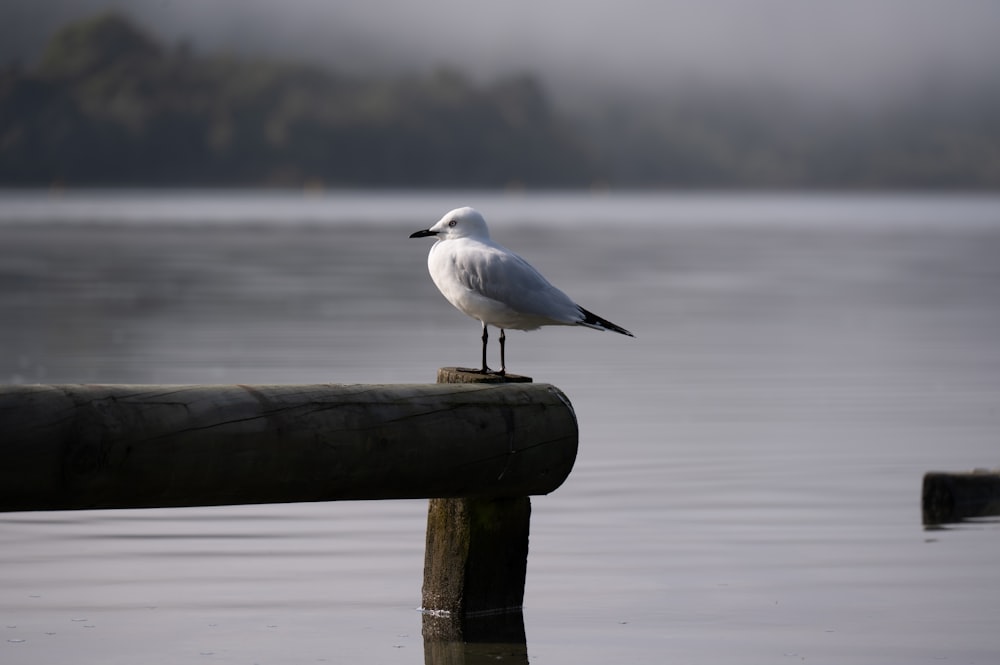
[4,0,999,102]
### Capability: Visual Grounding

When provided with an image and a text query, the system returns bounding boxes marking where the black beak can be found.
[409,229,437,238]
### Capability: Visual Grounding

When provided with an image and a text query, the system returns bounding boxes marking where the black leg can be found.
[480,323,490,373]
[499,328,506,376]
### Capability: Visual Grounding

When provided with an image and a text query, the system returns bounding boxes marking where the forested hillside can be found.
[0,12,595,187]
[2,11,998,189]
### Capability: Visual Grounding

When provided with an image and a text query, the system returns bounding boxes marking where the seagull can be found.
[409,206,634,375]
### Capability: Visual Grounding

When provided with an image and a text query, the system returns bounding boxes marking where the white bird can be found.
[409,206,634,375]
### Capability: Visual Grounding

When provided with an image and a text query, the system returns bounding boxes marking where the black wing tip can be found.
[578,306,635,338]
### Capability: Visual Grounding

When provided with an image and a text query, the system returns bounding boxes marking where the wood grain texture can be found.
[0,382,578,511]
[421,368,562,619]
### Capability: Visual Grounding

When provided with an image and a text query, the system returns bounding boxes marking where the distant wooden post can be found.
[922,470,1000,525]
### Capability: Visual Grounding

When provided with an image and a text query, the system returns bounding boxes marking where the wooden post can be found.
[0,383,577,512]
[422,367,573,651]
[922,470,1000,525]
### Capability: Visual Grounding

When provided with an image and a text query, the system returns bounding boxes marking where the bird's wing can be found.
[453,241,581,323]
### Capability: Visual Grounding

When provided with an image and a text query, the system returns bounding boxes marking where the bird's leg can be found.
[479,323,491,373]
[498,328,507,376]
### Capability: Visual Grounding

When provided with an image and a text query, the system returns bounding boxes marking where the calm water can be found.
[2,190,1000,664]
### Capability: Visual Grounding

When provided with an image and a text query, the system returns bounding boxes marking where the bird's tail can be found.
[577,307,635,337]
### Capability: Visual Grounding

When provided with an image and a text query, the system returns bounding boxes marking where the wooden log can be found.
[422,368,571,626]
[0,383,578,512]
[922,470,1000,525]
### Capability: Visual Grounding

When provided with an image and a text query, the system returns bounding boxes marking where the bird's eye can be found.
[448,220,457,228]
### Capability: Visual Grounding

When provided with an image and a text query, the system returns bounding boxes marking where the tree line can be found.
[2,11,998,189]
[0,12,595,188]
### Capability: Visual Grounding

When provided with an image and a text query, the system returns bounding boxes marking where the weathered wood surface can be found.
[0,382,578,512]
[422,368,564,623]
[422,495,532,616]
[436,367,532,385]
[922,470,1000,525]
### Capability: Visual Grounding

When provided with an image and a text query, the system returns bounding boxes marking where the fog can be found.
[4,0,1000,104]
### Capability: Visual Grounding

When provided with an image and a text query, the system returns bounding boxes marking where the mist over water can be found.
[4,4,999,189]
[5,0,1000,104]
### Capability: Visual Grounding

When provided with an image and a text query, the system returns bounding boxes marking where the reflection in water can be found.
[423,611,528,665]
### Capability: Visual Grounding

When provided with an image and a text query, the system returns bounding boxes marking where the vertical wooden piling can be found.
[422,368,534,620]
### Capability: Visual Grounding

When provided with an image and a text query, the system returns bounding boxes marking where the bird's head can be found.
[409,206,490,241]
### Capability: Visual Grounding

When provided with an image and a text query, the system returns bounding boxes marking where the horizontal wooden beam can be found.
[0,383,578,512]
